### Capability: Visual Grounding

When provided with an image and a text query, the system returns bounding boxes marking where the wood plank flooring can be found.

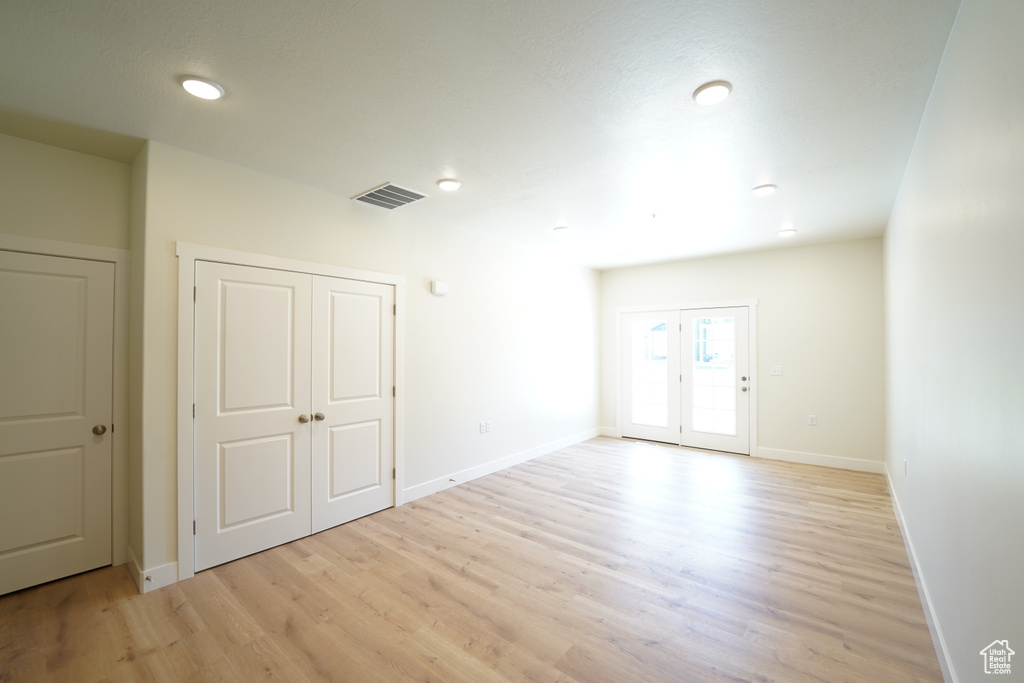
[0,437,942,682]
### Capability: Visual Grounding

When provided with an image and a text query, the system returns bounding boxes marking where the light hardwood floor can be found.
[0,437,942,682]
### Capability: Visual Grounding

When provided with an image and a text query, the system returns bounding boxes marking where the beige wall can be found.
[0,133,130,249]
[135,142,601,570]
[0,133,133,567]
[0,133,601,581]
[600,239,885,465]
[885,0,1024,678]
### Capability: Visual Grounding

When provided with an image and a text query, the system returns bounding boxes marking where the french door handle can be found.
[92,424,107,435]
[298,414,311,424]
[314,412,325,421]
[741,387,748,392]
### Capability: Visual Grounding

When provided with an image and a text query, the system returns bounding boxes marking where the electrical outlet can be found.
[485,421,493,432]
[479,422,486,434]
[808,414,817,426]
[771,365,783,376]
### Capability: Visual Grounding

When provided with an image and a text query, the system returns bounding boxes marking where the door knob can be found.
[92,424,107,435]
[298,414,311,424]
[314,412,325,421]
[741,387,748,392]
[741,376,748,381]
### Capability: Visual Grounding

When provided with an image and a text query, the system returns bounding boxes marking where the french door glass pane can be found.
[692,317,736,435]
[631,319,668,427]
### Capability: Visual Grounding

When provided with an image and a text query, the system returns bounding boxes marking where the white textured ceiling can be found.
[0,0,961,268]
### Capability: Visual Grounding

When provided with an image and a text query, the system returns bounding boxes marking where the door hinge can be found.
[111,423,115,433]
[393,386,396,397]
[193,403,196,418]
[193,521,196,535]
[393,304,396,315]
[194,286,197,302]
[392,468,396,480]
[679,426,682,433]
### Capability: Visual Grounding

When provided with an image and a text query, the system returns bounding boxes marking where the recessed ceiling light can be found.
[693,80,732,106]
[180,76,225,100]
[752,184,777,197]
[436,178,462,191]
[779,227,797,238]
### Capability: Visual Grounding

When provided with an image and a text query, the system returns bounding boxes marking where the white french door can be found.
[680,308,750,453]
[194,261,395,571]
[622,306,751,455]
[0,250,114,594]
[621,312,681,444]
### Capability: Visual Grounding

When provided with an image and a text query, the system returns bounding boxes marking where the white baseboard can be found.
[126,545,178,594]
[403,428,601,503]
[599,426,620,437]
[884,465,956,683]
[755,446,885,473]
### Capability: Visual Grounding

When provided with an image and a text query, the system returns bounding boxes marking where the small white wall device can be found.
[430,280,449,296]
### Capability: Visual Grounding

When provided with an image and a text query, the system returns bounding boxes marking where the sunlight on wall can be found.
[523,264,597,416]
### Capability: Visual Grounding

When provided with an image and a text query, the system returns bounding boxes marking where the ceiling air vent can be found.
[353,183,427,210]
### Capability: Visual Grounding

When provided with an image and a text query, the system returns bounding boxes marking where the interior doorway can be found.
[0,250,114,594]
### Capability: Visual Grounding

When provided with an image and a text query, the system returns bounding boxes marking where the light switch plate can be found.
[771,365,783,376]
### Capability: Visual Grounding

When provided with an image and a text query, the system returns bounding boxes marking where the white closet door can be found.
[311,276,394,533]
[194,262,312,571]
[0,250,113,595]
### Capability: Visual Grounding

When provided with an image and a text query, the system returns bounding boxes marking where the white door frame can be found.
[0,234,130,569]
[616,299,758,452]
[176,242,405,582]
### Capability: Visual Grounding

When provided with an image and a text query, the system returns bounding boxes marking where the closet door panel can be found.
[312,276,395,533]
[194,261,312,571]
